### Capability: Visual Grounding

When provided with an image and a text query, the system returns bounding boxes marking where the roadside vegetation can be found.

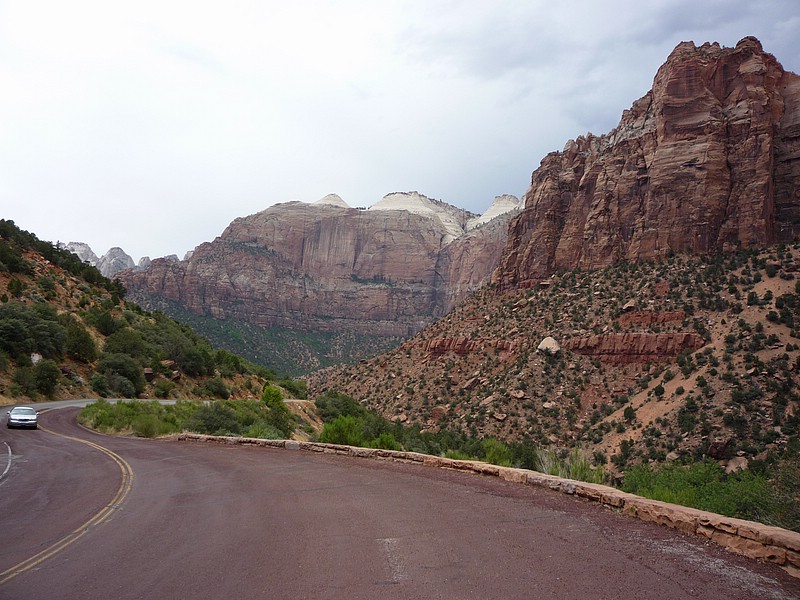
[622,450,800,531]
[315,391,605,484]
[78,384,297,439]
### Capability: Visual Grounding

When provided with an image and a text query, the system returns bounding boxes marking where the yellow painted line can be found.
[0,418,134,585]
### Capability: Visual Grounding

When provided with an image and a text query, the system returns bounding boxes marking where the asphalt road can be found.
[1,407,799,600]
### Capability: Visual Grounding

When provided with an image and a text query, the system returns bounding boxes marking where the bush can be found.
[277,377,307,399]
[104,328,150,360]
[261,384,294,437]
[203,376,230,399]
[444,450,477,461]
[106,373,137,398]
[188,402,242,435]
[622,461,774,523]
[153,378,176,399]
[320,415,365,446]
[132,414,160,438]
[0,301,65,360]
[482,438,512,467]
[34,359,60,398]
[63,316,97,362]
[91,374,110,397]
[368,432,402,451]
[13,366,36,396]
[97,352,145,394]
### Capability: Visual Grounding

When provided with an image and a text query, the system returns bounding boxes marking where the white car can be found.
[6,406,38,429]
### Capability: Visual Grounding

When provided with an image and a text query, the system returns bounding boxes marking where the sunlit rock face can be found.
[96,247,135,278]
[494,37,800,290]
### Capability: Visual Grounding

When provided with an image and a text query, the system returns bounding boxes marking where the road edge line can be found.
[0,424,134,585]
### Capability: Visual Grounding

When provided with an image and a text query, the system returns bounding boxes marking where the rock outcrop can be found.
[120,193,516,340]
[494,37,800,289]
[96,247,135,278]
[422,337,515,357]
[562,332,706,365]
[60,242,99,266]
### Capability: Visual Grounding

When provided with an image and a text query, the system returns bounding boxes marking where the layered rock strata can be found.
[494,37,800,289]
[120,195,516,339]
[562,332,706,365]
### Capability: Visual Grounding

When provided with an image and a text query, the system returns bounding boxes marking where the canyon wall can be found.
[494,37,800,289]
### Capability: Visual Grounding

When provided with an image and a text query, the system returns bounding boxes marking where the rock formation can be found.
[562,332,706,365]
[119,193,517,341]
[96,247,135,278]
[60,242,99,266]
[494,37,800,290]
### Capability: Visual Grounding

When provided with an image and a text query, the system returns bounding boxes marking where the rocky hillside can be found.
[309,38,800,473]
[119,192,519,373]
[494,37,800,289]
[0,220,296,407]
[309,243,800,473]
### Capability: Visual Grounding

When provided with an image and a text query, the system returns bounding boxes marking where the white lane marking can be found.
[379,537,406,583]
[1,442,11,480]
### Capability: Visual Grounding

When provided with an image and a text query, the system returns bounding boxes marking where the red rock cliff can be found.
[494,37,800,289]
[120,200,512,338]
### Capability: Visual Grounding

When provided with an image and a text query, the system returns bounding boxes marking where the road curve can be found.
[1,407,798,600]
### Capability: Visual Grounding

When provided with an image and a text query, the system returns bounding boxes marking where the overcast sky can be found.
[2,1,798,261]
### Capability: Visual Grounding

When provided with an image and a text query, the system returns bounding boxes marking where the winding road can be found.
[1,406,798,599]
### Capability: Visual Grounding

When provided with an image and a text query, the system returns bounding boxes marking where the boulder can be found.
[537,336,561,356]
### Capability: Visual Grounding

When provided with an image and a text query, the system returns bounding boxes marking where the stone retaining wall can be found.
[173,433,800,578]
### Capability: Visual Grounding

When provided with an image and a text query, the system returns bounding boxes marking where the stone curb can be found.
[171,433,800,578]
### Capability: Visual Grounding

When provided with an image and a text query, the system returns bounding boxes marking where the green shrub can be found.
[97,352,145,395]
[444,450,477,461]
[277,377,307,399]
[622,461,774,523]
[368,432,402,451]
[13,366,36,396]
[482,438,512,467]
[153,378,176,399]
[261,384,295,437]
[320,415,365,446]
[132,414,160,438]
[62,316,97,362]
[243,422,284,439]
[188,402,242,435]
[106,373,137,398]
[91,374,110,397]
[34,359,60,398]
[203,376,230,399]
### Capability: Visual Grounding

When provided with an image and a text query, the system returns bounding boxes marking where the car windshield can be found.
[13,407,36,415]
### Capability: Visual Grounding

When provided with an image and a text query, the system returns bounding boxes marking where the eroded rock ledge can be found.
[563,332,706,364]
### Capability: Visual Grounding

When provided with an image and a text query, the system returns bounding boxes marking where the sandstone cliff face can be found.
[562,332,706,365]
[120,196,515,339]
[494,37,800,289]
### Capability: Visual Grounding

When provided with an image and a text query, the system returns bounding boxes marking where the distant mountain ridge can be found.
[117,191,520,372]
[60,242,176,278]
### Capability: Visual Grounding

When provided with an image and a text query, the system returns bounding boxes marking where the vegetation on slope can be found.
[129,294,403,376]
[310,243,800,530]
[0,220,302,438]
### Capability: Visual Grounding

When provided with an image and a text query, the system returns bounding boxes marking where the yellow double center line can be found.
[0,423,134,585]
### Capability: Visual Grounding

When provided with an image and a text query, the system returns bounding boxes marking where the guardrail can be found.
[173,433,800,578]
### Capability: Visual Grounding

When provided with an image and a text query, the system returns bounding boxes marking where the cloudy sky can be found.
[2,1,798,261]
